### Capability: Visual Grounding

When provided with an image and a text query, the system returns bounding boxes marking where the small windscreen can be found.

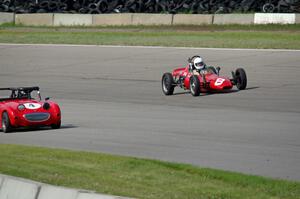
[0,90,12,100]
[30,90,40,100]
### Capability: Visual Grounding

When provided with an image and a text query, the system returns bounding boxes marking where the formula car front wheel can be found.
[162,73,175,95]
[2,112,11,133]
[235,68,247,90]
[190,75,200,96]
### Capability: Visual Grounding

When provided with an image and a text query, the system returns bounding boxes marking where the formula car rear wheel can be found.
[162,73,175,95]
[51,120,61,129]
[2,112,11,133]
[235,68,247,90]
[190,75,200,96]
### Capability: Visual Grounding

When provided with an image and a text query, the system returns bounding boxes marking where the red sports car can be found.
[162,56,247,96]
[0,87,61,133]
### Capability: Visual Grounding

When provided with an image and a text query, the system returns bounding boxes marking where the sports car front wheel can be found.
[2,112,11,133]
[51,120,61,129]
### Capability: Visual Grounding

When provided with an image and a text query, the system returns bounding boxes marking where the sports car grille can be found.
[24,113,50,122]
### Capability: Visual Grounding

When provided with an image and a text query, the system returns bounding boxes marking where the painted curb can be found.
[0,174,132,199]
[77,193,132,199]
[0,176,3,189]
[38,185,79,199]
[0,177,39,199]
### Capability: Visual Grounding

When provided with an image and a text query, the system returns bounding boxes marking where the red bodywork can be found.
[0,98,61,130]
[172,65,233,92]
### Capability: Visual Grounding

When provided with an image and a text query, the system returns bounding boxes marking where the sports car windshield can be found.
[0,89,41,101]
[29,90,41,101]
[0,90,11,100]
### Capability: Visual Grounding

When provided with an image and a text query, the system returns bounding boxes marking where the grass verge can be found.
[0,144,299,199]
[0,24,300,49]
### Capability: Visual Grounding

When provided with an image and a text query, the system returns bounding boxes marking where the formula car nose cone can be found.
[211,77,233,90]
[24,113,50,122]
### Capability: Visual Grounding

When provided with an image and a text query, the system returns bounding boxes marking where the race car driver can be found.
[177,56,209,87]
[190,56,209,84]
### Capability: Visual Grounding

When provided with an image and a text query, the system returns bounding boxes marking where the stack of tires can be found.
[0,0,299,14]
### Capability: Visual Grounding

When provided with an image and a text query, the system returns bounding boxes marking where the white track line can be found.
[1,43,300,52]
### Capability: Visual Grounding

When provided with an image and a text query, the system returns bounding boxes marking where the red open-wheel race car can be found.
[0,87,61,133]
[162,56,247,96]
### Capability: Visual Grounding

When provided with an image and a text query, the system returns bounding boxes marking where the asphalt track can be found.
[0,44,300,181]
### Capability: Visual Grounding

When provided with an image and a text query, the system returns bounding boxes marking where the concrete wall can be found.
[295,14,300,24]
[2,13,300,26]
[254,13,296,24]
[213,14,254,25]
[173,14,213,25]
[54,14,93,26]
[15,14,53,26]
[0,12,14,24]
[0,174,131,199]
[132,14,172,25]
[93,14,132,26]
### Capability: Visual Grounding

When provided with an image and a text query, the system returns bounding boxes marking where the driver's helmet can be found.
[193,57,205,70]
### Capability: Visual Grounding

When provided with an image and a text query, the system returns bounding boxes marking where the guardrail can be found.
[1,12,300,26]
[0,174,131,199]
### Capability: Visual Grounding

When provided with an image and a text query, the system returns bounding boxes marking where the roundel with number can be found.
[24,103,41,110]
[214,78,225,86]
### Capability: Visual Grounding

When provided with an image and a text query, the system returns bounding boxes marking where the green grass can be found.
[0,24,300,49]
[0,144,299,199]
[2,23,300,31]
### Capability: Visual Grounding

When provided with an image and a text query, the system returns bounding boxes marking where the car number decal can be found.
[215,78,225,86]
[24,103,41,110]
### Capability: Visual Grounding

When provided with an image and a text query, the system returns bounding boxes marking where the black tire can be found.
[235,68,247,90]
[162,73,175,95]
[2,112,11,133]
[262,3,275,13]
[51,120,61,129]
[190,75,200,96]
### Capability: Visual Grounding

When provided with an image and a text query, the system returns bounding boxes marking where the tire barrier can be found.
[0,0,299,14]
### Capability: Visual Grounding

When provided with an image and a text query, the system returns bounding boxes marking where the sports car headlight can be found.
[18,104,25,111]
[43,102,50,110]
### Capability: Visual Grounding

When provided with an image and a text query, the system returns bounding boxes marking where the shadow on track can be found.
[171,86,260,97]
[1,124,78,134]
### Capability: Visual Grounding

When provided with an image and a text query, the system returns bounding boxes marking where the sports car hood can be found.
[4,99,46,112]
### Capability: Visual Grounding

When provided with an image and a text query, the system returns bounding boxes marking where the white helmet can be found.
[193,57,205,70]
